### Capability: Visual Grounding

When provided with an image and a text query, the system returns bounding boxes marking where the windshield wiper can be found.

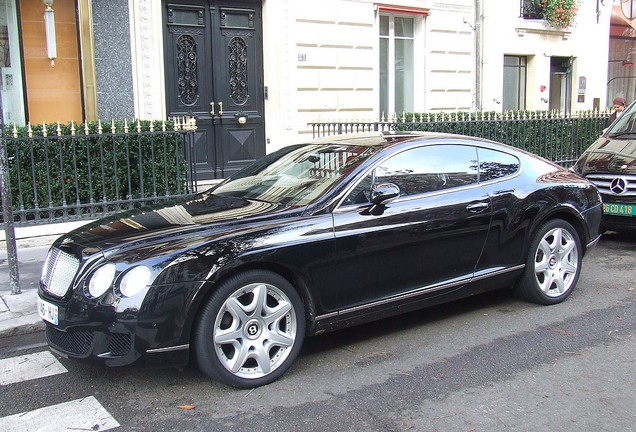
[608,130,636,138]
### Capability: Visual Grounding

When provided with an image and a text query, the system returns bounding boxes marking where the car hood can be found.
[574,137,636,175]
[53,193,299,253]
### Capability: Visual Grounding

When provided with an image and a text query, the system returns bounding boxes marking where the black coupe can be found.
[38,132,602,388]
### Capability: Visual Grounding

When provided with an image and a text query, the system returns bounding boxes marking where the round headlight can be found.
[119,266,151,297]
[88,263,116,298]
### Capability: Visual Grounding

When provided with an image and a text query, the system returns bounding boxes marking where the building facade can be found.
[0,0,623,179]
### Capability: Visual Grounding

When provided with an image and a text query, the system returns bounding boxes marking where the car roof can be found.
[309,131,512,151]
[309,131,481,145]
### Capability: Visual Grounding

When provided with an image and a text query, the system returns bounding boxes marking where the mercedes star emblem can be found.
[609,177,628,195]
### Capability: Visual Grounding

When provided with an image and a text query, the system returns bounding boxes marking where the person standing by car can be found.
[606,97,626,127]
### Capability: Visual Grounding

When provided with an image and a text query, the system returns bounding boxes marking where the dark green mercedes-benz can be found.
[572,100,636,232]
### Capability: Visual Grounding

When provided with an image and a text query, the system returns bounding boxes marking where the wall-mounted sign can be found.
[622,0,636,21]
[578,76,586,94]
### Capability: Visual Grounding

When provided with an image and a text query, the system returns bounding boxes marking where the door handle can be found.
[466,202,489,212]
[218,101,223,116]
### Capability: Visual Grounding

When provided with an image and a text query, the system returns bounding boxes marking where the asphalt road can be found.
[1,232,635,431]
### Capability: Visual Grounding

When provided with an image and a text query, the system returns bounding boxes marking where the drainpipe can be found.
[474,0,482,110]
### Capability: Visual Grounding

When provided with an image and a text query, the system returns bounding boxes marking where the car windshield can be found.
[210,142,382,206]
[608,103,636,136]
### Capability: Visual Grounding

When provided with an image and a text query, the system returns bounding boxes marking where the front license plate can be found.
[37,297,59,326]
[603,203,636,217]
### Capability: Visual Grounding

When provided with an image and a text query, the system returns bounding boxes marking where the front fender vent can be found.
[108,333,132,356]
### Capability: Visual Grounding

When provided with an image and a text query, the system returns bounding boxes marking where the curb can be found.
[0,318,45,338]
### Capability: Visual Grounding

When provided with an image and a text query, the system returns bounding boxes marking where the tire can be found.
[515,219,582,305]
[194,270,305,388]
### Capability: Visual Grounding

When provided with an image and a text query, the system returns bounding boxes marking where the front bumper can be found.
[44,319,138,366]
[45,324,190,368]
[599,194,636,232]
[38,291,191,369]
[601,214,636,232]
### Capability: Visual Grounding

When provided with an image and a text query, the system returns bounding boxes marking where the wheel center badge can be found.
[245,320,262,340]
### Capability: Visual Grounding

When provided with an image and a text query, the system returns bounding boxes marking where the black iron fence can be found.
[309,110,608,167]
[0,111,610,228]
[1,118,198,226]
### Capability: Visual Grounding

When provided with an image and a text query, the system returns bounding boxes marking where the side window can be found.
[375,145,478,195]
[343,172,374,205]
[477,148,520,181]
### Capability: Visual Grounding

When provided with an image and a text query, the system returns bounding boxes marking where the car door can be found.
[472,146,525,273]
[329,143,493,316]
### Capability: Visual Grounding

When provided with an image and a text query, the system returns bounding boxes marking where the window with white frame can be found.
[0,0,25,125]
[379,14,415,117]
[503,55,527,111]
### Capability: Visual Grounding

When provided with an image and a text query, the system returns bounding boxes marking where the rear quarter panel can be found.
[476,156,601,276]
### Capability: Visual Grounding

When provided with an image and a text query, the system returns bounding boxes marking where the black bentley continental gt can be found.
[38,132,602,388]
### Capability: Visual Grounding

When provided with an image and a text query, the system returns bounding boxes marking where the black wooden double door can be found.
[164,0,265,180]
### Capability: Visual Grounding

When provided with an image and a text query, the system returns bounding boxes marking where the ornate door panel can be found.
[163,1,264,180]
[212,3,265,177]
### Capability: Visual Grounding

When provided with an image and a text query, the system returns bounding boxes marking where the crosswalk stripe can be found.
[0,351,67,386]
[0,396,120,432]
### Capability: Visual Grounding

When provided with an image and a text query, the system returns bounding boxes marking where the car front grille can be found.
[46,326,95,356]
[41,248,80,298]
[586,174,636,198]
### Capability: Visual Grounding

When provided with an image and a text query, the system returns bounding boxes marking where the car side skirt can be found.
[312,264,525,335]
[146,344,190,354]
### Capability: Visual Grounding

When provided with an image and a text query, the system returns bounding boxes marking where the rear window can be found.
[478,148,520,181]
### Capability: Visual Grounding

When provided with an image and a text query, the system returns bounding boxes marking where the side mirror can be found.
[370,183,400,205]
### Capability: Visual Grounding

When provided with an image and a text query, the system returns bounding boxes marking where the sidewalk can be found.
[0,221,90,338]
[0,245,49,338]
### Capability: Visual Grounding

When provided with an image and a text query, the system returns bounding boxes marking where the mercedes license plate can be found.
[603,203,636,217]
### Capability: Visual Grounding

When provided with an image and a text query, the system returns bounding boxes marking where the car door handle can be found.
[466,202,489,212]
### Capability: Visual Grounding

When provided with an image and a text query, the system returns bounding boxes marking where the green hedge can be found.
[394,110,607,164]
[5,119,191,221]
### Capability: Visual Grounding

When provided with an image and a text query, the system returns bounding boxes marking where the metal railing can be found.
[309,111,609,167]
[1,118,198,226]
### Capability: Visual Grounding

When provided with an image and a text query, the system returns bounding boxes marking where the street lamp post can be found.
[0,90,20,294]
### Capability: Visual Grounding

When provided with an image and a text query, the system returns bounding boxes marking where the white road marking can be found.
[0,351,67,386]
[0,396,120,431]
